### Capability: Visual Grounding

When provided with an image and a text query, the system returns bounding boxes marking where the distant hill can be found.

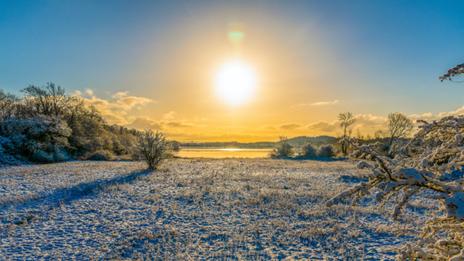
[181,135,337,149]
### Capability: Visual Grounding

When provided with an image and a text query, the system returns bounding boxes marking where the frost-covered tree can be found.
[327,116,464,259]
[338,112,356,156]
[387,112,413,152]
[0,83,144,163]
[21,83,74,118]
[0,90,18,120]
[0,116,72,162]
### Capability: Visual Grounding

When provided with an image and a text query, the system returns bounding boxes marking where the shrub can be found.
[53,148,70,162]
[0,137,22,165]
[32,150,55,163]
[300,144,317,159]
[85,150,114,161]
[31,148,70,163]
[138,130,169,170]
[270,137,293,159]
[317,145,335,158]
[0,116,71,163]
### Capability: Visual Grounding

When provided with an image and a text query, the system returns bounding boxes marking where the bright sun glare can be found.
[214,59,257,106]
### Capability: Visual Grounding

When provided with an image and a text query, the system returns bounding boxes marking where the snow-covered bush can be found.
[0,116,72,163]
[327,116,464,259]
[270,137,294,159]
[138,130,169,170]
[0,136,22,165]
[317,145,335,158]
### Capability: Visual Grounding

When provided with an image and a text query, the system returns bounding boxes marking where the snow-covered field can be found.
[0,159,432,259]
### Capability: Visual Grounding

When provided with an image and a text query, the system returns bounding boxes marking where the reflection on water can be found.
[176,148,272,158]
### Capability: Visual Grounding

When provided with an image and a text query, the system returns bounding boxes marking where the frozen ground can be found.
[0,159,434,260]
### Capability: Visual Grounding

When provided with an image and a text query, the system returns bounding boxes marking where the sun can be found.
[214,59,257,106]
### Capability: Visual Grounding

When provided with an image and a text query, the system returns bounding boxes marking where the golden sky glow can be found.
[70,17,464,142]
[15,3,459,142]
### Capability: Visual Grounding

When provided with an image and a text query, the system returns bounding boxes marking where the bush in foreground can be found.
[138,130,169,170]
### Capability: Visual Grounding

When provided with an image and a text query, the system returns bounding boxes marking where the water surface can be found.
[176,148,272,158]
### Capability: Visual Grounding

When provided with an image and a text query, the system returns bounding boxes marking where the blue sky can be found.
[1,0,464,140]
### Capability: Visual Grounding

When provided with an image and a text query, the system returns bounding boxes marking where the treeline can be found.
[181,136,337,149]
[271,112,414,160]
[0,83,141,164]
[181,141,275,149]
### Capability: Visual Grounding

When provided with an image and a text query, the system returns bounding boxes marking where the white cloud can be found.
[126,117,162,130]
[292,99,339,108]
[306,121,338,133]
[85,89,94,96]
[310,99,339,106]
[73,89,154,125]
[162,111,177,121]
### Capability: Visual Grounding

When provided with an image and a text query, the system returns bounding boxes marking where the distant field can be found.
[0,159,433,259]
[176,148,273,158]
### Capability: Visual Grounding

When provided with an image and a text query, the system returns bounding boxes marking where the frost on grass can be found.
[327,116,464,259]
[0,159,426,259]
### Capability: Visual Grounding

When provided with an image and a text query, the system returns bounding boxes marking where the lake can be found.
[176,148,273,158]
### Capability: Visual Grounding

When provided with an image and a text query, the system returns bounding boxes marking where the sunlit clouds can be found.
[292,100,340,108]
[73,89,154,125]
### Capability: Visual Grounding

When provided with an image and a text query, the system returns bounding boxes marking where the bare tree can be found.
[138,130,169,170]
[338,112,356,155]
[0,90,18,120]
[387,112,413,149]
[374,130,384,139]
[21,82,73,118]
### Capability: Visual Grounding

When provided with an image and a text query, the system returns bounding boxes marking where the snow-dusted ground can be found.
[0,159,432,259]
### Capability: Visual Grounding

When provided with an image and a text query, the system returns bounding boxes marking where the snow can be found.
[445,192,464,220]
[0,159,434,259]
